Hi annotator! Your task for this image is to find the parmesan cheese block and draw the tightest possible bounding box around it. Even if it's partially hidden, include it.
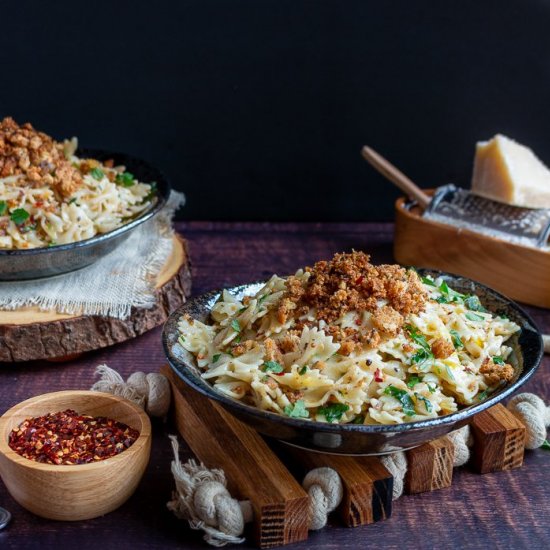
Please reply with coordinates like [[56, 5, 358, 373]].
[[471, 134, 550, 209]]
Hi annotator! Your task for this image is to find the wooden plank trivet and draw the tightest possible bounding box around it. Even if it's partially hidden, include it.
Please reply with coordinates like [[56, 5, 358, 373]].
[[0, 235, 191, 362], [164, 362, 530, 547], [405, 438, 455, 494], [162, 365, 310, 549], [283, 447, 393, 527], [470, 403, 526, 474]]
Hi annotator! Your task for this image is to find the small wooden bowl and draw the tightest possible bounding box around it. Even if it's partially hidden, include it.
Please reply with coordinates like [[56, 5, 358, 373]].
[[0, 390, 151, 521]]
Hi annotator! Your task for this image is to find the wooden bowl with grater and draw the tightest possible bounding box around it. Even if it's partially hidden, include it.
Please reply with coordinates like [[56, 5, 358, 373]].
[[362, 146, 550, 309]]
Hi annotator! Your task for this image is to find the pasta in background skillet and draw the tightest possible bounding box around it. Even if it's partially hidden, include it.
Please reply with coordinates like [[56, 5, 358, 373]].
[[177, 252, 520, 426], [0, 117, 155, 249]]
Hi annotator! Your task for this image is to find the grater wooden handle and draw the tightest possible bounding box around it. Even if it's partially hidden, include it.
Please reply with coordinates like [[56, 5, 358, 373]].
[[361, 146, 431, 209]]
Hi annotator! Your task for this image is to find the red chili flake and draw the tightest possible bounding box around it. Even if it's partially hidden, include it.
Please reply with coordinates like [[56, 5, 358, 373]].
[[355, 317, 362, 326], [8, 409, 139, 465], [355, 275, 364, 285], [374, 368, 384, 382]]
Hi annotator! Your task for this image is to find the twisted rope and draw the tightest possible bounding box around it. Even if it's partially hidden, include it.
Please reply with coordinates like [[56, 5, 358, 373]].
[[167, 435, 344, 545], [507, 393, 550, 449], [90, 364, 171, 417], [302, 467, 344, 530], [380, 451, 408, 500], [167, 436, 249, 547]]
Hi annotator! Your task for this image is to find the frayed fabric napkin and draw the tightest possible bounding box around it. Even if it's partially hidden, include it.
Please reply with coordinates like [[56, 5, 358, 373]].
[[0, 191, 185, 320]]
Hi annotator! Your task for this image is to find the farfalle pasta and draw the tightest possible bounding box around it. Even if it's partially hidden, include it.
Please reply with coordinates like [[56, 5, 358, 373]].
[[0, 117, 155, 249], [177, 252, 520, 425]]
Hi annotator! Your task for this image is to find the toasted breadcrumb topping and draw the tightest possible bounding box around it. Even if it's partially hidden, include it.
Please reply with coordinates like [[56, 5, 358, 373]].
[[0, 117, 82, 197], [279, 251, 426, 325], [480, 357, 514, 385], [275, 251, 426, 353], [431, 338, 455, 359]]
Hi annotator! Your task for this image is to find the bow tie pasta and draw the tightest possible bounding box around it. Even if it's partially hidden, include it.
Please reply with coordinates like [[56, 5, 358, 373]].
[[0, 117, 155, 249], [177, 252, 520, 425]]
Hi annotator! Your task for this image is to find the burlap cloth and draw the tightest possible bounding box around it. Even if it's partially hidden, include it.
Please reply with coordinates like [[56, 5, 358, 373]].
[[0, 191, 185, 320]]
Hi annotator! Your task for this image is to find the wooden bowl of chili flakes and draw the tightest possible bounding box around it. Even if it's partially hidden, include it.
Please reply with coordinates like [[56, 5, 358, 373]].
[[0, 390, 151, 520]]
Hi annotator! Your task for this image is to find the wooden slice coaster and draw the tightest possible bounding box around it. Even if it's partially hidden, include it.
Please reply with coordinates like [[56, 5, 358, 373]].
[[0, 235, 191, 362]]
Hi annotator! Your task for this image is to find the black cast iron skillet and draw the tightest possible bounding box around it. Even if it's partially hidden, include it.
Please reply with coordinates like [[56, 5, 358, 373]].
[[163, 270, 543, 455]]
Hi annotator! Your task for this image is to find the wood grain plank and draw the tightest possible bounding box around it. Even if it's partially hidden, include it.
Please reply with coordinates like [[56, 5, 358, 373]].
[[470, 404, 526, 474], [405, 438, 454, 494], [162, 365, 309, 548]]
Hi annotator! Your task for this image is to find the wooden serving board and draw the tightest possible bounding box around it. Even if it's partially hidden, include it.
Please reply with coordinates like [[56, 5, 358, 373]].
[[0, 235, 192, 362], [394, 196, 550, 308]]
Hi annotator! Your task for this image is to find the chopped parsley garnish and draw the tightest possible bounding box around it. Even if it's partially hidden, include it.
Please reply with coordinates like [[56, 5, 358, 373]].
[[411, 348, 433, 367], [318, 403, 350, 423], [230, 319, 241, 332], [10, 208, 30, 225], [405, 325, 430, 350], [284, 399, 309, 418], [90, 167, 104, 181], [439, 281, 467, 303], [492, 356, 505, 365], [115, 171, 135, 187], [258, 294, 270, 305], [465, 312, 485, 322], [68, 197, 78, 205], [351, 415, 365, 424], [477, 389, 490, 401], [427, 384, 436, 394], [450, 329, 464, 350], [262, 361, 284, 373], [212, 354, 221, 363], [233, 335, 242, 344], [464, 295, 487, 312], [0, 201, 7, 215], [541, 440, 550, 450], [299, 365, 308, 375], [421, 276, 436, 286], [415, 393, 433, 413], [384, 385, 415, 416], [407, 376, 421, 388], [48, 241, 57, 247], [237, 306, 247, 314], [405, 324, 434, 368]]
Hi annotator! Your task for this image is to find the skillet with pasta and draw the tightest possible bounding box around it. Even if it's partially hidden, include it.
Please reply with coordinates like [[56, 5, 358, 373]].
[[0, 117, 155, 249], [177, 252, 520, 425]]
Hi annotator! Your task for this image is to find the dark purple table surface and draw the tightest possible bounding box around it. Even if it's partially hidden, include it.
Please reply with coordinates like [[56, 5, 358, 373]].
[[0, 222, 548, 549]]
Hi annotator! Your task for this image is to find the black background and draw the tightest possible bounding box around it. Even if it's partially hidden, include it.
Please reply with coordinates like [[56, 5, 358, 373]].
[[2, 1, 549, 221]]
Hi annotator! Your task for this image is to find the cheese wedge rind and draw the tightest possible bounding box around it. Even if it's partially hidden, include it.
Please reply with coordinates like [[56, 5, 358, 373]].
[[471, 134, 550, 209]]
